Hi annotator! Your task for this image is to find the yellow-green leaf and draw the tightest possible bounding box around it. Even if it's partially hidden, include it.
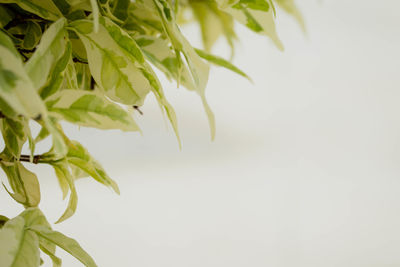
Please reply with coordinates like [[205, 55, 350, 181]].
[[29, 225, 97, 267], [46, 89, 139, 131], [0, 216, 40, 267]]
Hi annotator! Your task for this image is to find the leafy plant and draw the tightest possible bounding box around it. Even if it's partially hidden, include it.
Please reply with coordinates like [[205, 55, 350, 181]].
[[0, 0, 303, 266]]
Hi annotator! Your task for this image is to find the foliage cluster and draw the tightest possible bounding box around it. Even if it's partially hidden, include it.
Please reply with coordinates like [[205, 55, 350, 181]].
[[0, 0, 303, 266]]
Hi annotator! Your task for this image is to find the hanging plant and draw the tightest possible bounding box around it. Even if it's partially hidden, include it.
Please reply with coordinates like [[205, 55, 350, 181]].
[[0, 0, 303, 266]]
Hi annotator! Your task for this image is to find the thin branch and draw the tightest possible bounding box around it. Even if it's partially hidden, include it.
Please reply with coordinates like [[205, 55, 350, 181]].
[[133, 106, 144, 115], [18, 155, 41, 164], [0, 155, 45, 164]]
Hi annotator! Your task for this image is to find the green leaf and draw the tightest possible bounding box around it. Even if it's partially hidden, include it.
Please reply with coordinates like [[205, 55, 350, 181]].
[[22, 21, 42, 50], [0, 31, 46, 119], [45, 89, 139, 131], [25, 18, 67, 90], [137, 36, 196, 90], [195, 48, 251, 81], [218, 0, 284, 50], [0, 117, 31, 158], [29, 225, 97, 267], [19, 208, 61, 267], [151, 0, 216, 139], [100, 17, 180, 144], [0, 0, 63, 21], [38, 118, 69, 159], [70, 18, 152, 106], [51, 161, 78, 223], [19, 208, 52, 229], [0, 216, 40, 267], [0, 157, 41, 207], [66, 140, 120, 194], [189, 1, 236, 53], [112, 0, 131, 21], [40, 41, 73, 99], [40, 244, 62, 267]]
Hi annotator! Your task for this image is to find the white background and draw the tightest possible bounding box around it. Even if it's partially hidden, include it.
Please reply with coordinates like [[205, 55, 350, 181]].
[[2, 0, 400, 266]]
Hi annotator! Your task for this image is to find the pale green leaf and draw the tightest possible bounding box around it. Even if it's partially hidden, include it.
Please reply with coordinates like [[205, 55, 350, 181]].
[[0, 31, 46, 119], [0, 156, 41, 207], [51, 161, 78, 224], [218, 0, 284, 50], [40, 244, 62, 267], [0, 216, 40, 267], [19, 208, 61, 267], [67, 140, 120, 194], [151, 0, 216, 139], [0, 117, 31, 158], [29, 225, 97, 267], [101, 17, 180, 143], [25, 18, 67, 90], [137, 36, 196, 90], [40, 41, 73, 99], [19, 208, 52, 229], [70, 18, 152, 106], [189, 1, 236, 53], [40, 118, 69, 159], [195, 48, 251, 81], [46, 89, 139, 131]]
